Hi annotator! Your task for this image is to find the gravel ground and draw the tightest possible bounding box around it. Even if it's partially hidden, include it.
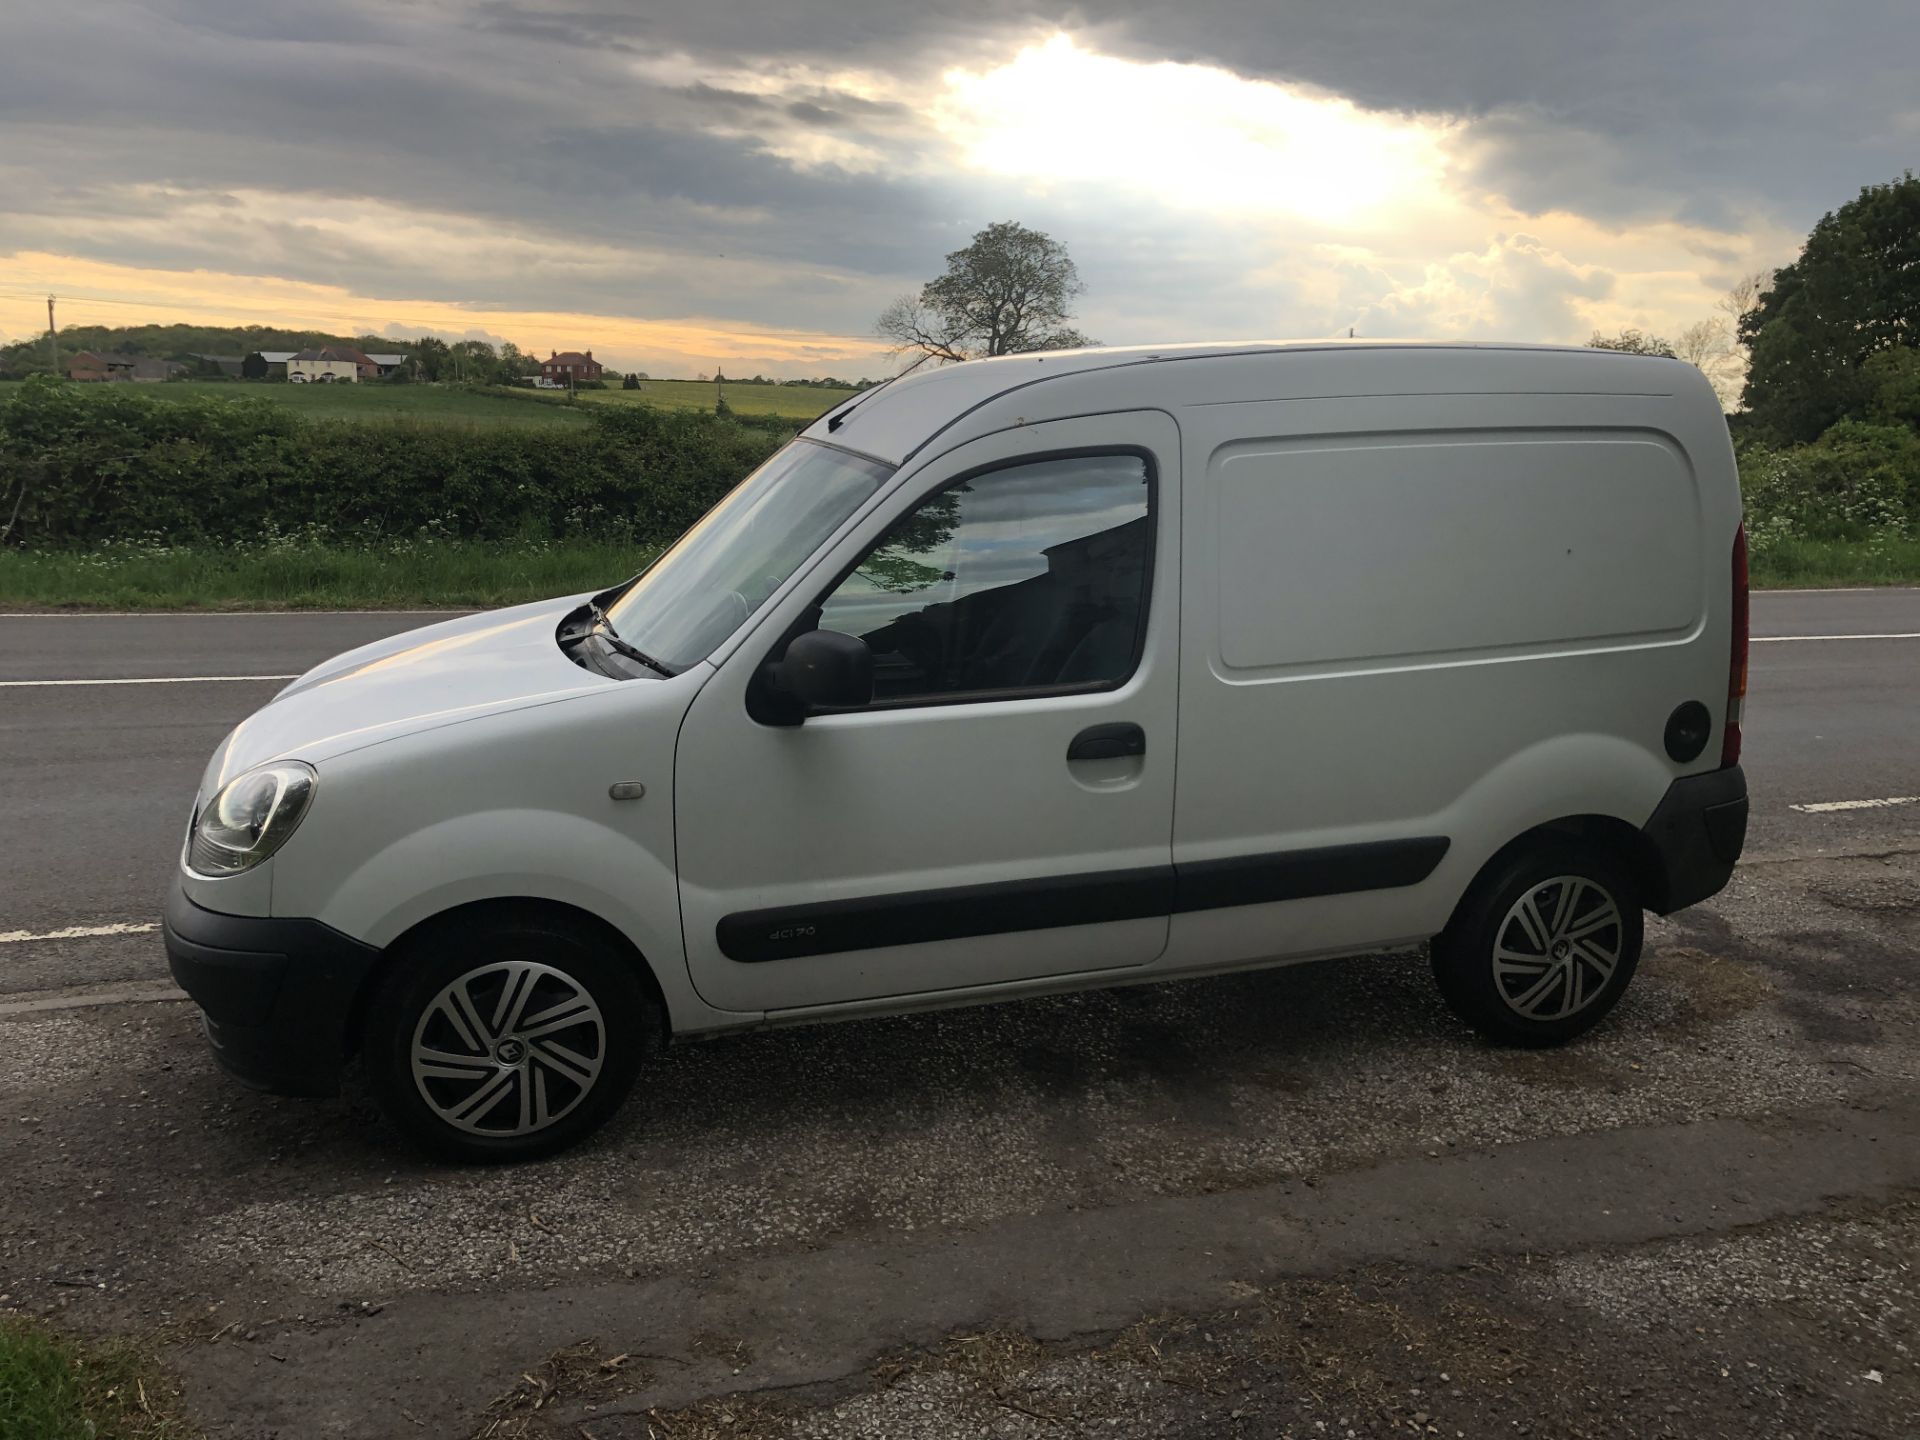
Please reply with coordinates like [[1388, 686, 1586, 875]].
[[623, 1201, 1918, 1440], [2, 846, 1915, 1438]]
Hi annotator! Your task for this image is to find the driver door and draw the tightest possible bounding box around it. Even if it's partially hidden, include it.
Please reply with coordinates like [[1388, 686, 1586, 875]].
[[674, 412, 1181, 1014]]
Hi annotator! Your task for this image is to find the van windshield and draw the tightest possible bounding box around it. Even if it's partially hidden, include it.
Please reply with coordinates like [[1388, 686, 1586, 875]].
[[602, 438, 895, 671]]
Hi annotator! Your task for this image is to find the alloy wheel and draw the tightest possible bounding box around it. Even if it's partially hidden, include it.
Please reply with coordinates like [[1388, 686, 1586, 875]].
[[1491, 875, 1625, 1022], [408, 961, 607, 1136]]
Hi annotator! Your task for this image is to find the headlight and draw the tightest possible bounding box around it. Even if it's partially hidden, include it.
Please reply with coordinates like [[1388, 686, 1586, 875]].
[[187, 761, 317, 876]]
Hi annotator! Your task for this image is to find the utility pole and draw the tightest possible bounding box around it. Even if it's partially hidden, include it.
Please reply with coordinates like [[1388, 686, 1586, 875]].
[[47, 295, 59, 376]]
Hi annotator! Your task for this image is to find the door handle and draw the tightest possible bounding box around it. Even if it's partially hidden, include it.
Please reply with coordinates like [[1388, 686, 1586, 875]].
[[1068, 722, 1146, 762]]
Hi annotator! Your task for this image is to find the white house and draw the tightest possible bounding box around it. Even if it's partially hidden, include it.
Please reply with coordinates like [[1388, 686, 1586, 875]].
[[288, 349, 361, 384]]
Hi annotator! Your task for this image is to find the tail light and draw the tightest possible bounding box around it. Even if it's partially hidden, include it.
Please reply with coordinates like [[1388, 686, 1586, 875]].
[[1722, 523, 1748, 767]]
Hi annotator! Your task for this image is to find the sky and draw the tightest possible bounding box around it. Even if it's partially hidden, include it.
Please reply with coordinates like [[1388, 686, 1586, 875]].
[[2, 0, 1913, 379]]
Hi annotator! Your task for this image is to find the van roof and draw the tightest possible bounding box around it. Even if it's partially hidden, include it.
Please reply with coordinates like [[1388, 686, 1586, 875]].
[[802, 340, 1688, 466]]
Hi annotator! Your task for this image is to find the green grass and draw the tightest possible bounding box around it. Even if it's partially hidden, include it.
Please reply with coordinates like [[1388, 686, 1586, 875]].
[[2, 536, 1914, 612], [56, 378, 855, 429], [67, 380, 589, 430], [1748, 535, 1920, 588], [0, 539, 656, 610], [578, 379, 857, 420], [0, 1316, 195, 1439]]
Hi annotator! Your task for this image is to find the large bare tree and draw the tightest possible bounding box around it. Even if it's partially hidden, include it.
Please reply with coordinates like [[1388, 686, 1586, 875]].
[[878, 221, 1096, 363]]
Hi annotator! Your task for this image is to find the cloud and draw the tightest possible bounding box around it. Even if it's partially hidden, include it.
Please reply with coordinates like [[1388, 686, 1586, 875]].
[[0, 0, 1908, 374], [1343, 233, 1615, 339]]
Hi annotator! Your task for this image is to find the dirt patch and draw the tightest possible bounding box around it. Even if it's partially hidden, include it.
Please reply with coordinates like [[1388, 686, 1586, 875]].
[[599, 1197, 1920, 1439], [1647, 945, 1776, 1028], [472, 1339, 653, 1439]]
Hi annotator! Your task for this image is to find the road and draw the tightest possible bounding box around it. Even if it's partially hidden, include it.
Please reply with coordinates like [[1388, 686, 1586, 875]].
[[1, 591, 1913, 951], [1, 592, 1916, 1439]]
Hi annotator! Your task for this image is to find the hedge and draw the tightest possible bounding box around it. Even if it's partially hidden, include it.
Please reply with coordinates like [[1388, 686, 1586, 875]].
[[0, 377, 789, 547], [1736, 419, 1920, 558]]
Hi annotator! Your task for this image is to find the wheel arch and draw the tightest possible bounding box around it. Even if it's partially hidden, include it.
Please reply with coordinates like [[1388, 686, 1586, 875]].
[[344, 896, 673, 1059], [1444, 812, 1669, 936]]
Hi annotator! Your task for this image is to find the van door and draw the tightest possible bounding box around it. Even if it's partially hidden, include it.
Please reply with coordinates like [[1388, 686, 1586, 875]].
[[674, 412, 1181, 1014]]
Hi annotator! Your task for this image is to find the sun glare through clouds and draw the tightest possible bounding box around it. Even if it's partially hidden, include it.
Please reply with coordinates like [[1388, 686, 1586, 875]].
[[936, 35, 1455, 226]]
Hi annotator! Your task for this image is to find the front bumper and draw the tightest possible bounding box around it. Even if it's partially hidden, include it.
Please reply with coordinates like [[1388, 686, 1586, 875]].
[[164, 880, 380, 1097], [1641, 763, 1749, 914]]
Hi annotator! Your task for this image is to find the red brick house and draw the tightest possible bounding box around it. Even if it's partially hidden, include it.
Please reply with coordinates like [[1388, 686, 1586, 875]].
[[541, 349, 603, 383]]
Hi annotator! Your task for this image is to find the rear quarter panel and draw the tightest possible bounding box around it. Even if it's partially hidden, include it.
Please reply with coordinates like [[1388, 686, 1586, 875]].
[[1163, 359, 1738, 969]]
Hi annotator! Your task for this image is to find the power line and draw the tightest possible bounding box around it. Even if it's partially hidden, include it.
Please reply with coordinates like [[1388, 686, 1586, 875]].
[[0, 288, 169, 309]]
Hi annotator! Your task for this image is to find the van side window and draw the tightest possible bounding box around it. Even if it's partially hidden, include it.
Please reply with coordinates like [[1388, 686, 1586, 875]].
[[817, 453, 1152, 703]]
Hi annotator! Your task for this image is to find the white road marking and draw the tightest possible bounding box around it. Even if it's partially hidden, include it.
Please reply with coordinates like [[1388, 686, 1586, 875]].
[[1753, 633, 1920, 642], [0, 983, 188, 1017], [0, 921, 160, 944], [0, 674, 298, 688], [1789, 796, 1920, 814]]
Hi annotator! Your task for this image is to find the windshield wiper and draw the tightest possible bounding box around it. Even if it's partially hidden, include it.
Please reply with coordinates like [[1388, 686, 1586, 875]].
[[585, 601, 676, 678]]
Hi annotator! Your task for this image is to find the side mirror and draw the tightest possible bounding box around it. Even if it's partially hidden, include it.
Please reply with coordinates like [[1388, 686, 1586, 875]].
[[759, 629, 873, 723]]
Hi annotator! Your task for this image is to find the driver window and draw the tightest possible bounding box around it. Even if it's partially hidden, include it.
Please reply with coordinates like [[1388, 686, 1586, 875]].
[[817, 453, 1152, 703]]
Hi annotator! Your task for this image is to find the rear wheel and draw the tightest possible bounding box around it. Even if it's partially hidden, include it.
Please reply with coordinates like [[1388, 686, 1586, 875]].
[[1431, 842, 1643, 1047], [363, 913, 656, 1161]]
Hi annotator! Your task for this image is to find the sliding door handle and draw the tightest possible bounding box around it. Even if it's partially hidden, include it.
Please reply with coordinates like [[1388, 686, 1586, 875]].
[[1068, 722, 1146, 762]]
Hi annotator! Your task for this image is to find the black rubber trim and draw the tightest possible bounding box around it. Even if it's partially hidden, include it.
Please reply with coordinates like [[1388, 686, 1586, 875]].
[[717, 836, 1450, 963], [1640, 763, 1748, 914], [718, 866, 1176, 964], [164, 879, 381, 1097], [1174, 837, 1451, 913]]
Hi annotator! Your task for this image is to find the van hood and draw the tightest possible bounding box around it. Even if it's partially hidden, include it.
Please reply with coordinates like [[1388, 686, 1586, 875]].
[[201, 594, 614, 795]]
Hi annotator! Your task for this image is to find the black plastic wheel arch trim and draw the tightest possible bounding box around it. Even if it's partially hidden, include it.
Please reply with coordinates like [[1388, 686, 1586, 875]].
[[716, 836, 1450, 963]]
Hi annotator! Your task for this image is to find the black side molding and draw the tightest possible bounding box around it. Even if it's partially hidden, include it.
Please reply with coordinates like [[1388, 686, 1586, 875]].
[[717, 836, 1450, 964], [1175, 837, 1451, 913], [717, 866, 1176, 964]]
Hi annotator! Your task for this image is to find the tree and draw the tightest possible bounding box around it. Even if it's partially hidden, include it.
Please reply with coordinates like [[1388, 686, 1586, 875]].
[[622, 372, 640, 391], [1672, 318, 1739, 406], [1587, 328, 1676, 357], [1741, 173, 1920, 443], [877, 221, 1096, 363], [499, 341, 538, 381]]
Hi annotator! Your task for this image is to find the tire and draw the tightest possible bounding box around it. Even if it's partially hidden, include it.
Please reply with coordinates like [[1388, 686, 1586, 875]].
[[1431, 841, 1644, 1048], [363, 912, 657, 1162]]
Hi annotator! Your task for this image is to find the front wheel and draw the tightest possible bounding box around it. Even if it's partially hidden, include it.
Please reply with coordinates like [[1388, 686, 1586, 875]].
[[363, 914, 656, 1161], [1431, 842, 1643, 1048]]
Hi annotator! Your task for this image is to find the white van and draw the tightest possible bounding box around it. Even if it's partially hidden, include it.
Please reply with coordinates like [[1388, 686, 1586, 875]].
[[165, 342, 1750, 1160]]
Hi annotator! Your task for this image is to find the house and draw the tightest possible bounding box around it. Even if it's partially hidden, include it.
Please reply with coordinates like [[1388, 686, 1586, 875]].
[[243, 351, 298, 380], [68, 350, 137, 382], [67, 351, 184, 382], [288, 346, 377, 383], [366, 352, 409, 377], [541, 349, 603, 384]]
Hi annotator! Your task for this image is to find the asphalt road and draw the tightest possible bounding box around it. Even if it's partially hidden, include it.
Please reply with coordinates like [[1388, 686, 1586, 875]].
[[1, 593, 1916, 1439], [0, 591, 1914, 949]]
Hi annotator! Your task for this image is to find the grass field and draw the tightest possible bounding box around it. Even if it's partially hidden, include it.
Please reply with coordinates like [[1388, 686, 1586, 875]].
[[3, 536, 1915, 610], [1749, 534, 1920, 588], [577, 379, 856, 420], [64, 379, 588, 429], [53, 377, 856, 428]]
